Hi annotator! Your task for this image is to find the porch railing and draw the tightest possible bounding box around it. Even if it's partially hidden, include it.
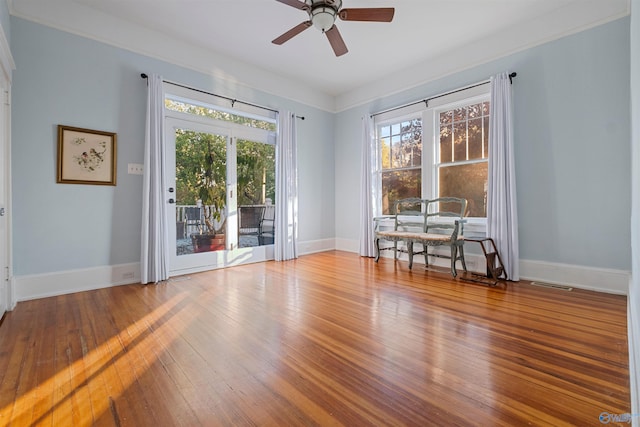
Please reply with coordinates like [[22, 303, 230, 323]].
[[175, 204, 274, 243]]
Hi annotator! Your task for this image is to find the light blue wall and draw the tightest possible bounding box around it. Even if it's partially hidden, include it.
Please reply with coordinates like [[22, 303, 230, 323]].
[[9, 14, 632, 276], [336, 17, 631, 271], [10, 17, 335, 276]]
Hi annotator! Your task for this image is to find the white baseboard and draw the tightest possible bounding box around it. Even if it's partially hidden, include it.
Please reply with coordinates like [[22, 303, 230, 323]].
[[335, 238, 358, 253], [297, 238, 336, 255], [629, 279, 640, 426], [13, 238, 337, 302], [338, 238, 629, 294], [15, 263, 140, 302], [9, 276, 16, 310], [520, 259, 629, 295]]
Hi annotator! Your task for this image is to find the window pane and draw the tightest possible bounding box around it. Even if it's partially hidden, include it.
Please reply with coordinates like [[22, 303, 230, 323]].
[[468, 102, 483, 119], [409, 119, 422, 167], [483, 116, 490, 158], [453, 121, 466, 162], [440, 110, 453, 125], [438, 162, 488, 217], [381, 138, 391, 169], [468, 117, 483, 160], [411, 130, 422, 167], [174, 129, 227, 254], [381, 169, 421, 215], [440, 124, 452, 163], [165, 99, 276, 131], [237, 139, 276, 247], [400, 132, 413, 168], [453, 107, 467, 121], [379, 125, 390, 139], [236, 140, 275, 206], [398, 133, 422, 168], [391, 135, 402, 168]]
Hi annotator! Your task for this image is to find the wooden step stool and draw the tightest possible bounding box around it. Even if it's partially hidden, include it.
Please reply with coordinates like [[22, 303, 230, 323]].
[[463, 237, 508, 286]]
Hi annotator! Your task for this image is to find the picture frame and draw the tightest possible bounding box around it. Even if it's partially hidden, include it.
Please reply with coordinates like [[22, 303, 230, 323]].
[[57, 125, 117, 186]]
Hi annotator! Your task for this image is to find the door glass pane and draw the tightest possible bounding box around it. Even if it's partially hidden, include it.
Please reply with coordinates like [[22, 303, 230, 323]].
[[174, 128, 227, 255], [237, 139, 276, 247]]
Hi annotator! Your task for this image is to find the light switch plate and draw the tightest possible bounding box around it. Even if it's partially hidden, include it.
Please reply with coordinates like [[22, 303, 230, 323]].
[[128, 163, 143, 175]]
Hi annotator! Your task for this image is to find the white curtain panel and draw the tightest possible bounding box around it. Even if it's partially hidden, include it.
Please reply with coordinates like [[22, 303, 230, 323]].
[[141, 74, 170, 284], [274, 111, 298, 261], [359, 115, 376, 257], [487, 72, 519, 281]]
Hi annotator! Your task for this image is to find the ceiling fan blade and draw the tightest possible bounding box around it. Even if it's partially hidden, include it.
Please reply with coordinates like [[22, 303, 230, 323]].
[[272, 21, 312, 45], [325, 25, 348, 57], [275, 0, 310, 11], [338, 8, 395, 22]]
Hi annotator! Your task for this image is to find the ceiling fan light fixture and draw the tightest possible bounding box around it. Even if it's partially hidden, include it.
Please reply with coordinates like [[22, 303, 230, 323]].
[[310, 6, 336, 32], [273, 0, 393, 57]]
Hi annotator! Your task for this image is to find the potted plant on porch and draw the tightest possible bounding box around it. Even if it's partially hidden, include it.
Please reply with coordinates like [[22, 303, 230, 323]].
[[190, 138, 227, 253]]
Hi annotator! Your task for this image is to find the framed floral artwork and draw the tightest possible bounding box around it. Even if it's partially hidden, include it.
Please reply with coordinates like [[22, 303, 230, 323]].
[[57, 125, 117, 185]]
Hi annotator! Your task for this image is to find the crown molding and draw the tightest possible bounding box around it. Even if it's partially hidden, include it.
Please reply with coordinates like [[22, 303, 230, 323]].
[[8, 0, 336, 112], [8, 0, 630, 114], [334, 0, 630, 112]]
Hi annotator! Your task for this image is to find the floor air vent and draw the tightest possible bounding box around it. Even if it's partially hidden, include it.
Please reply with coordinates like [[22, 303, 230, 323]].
[[529, 281, 573, 291], [169, 276, 191, 282]]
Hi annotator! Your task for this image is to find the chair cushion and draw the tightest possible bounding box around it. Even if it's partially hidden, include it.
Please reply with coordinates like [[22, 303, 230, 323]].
[[377, 230, 463, 242]]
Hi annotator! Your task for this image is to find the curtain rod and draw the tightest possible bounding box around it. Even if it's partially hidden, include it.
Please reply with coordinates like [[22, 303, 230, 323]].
[[140, 73, 305, 120], [371, 72, 516, 118]]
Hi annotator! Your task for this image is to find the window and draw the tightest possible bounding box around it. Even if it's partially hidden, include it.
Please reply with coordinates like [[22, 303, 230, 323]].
[[436, 100, 489, 217], [374, 85, 490, 222], [377, 116, 422, 215]]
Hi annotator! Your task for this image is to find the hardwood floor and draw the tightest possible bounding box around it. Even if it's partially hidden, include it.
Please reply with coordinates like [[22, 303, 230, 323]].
[[0, 251, 630, 426]]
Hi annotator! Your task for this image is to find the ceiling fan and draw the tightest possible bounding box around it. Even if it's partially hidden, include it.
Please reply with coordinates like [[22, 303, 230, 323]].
[[272, 0, 395, 57]]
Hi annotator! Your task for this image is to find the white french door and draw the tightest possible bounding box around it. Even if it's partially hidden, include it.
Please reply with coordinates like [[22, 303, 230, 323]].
[[165, 117, 273, 275]]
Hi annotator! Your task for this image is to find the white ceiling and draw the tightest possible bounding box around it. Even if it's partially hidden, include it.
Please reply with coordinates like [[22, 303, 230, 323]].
[[9, 0, 631, 111]]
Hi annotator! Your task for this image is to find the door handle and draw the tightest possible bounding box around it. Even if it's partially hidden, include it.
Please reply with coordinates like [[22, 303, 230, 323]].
[[168, 198, 175, 204]]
